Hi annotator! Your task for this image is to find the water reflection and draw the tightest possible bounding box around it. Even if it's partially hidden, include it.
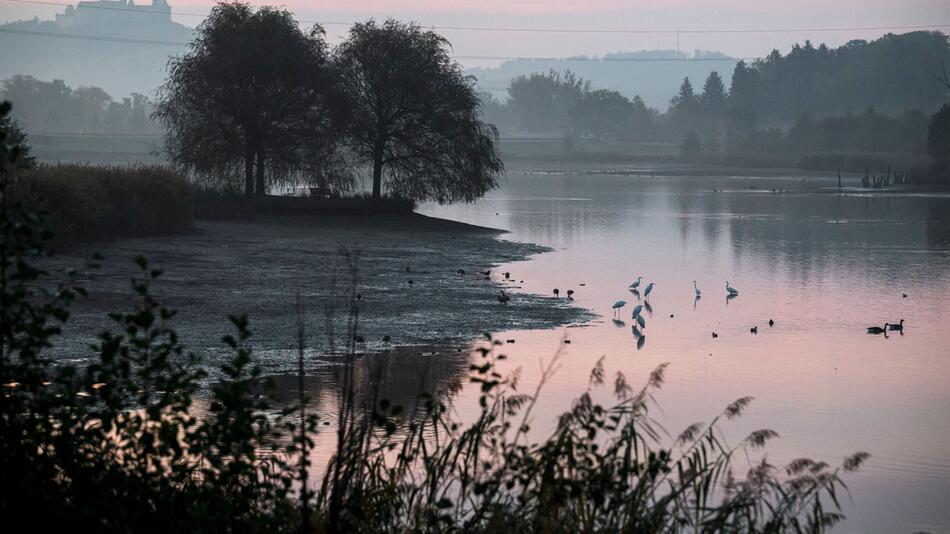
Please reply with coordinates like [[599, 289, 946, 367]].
[[419, 169, 950, 532], [266, 346, 470, 431]]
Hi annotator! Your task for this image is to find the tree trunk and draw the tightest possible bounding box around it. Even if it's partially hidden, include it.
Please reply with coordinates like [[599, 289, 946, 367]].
[[244, 149, 254, 197], [372, 151, 383, 200], [255, 151, 266, 196]]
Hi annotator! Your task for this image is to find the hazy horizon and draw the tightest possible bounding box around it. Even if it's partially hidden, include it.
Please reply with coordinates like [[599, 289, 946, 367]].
[[2, 0, 949, 70]]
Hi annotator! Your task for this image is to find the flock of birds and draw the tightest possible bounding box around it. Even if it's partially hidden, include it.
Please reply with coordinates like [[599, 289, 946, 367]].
[[488, 269, 906, 343], [607, 277, 765, 345]]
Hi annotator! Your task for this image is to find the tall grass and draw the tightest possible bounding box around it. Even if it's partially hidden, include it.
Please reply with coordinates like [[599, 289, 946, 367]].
[[318, 330, 868, 532], [11, 164, 193, 245]]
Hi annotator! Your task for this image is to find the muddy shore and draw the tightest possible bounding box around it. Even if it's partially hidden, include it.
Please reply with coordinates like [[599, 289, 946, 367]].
[[49, 213, 591, 373]]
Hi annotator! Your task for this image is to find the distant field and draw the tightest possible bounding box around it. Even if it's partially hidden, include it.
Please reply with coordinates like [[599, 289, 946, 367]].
[[27, 132, 163, 165], [501, 137, 679, 162]]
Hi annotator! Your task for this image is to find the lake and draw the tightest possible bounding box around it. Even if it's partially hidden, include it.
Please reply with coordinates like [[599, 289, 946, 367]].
[[418, 165, 950, 533]]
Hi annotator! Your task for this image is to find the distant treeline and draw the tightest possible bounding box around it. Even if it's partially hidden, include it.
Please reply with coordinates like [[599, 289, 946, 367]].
[[485, 32, 949, 160], [730, 32, 950, 123], [485, 69, 933, 158], [0, 75, 161, 134]]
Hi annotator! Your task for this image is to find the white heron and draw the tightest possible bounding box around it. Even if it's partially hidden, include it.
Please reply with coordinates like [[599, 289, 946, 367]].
[[725, 281, 739, 296], [631, 304, 643, 318], [612, 300, 627, 317], [643, 282, 655, 298], [629, 277, 643, 290], [693, 280, 701, 297]]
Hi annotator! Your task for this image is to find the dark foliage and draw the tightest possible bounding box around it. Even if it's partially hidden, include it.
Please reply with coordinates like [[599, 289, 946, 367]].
[[9, 164, 193, 246], [334, 19, 504, 202], [155, 2, 335, 196]]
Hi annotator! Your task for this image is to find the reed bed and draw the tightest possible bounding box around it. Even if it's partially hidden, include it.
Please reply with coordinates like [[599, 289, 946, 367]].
[[10, 164, 193, 245]]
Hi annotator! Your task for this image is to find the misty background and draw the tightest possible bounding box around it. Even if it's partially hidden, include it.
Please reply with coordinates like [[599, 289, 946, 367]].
[[1, 0, 949, 177]]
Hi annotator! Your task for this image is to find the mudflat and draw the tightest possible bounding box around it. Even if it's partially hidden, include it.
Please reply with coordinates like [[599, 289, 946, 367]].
[[49, 213, 590, 373]]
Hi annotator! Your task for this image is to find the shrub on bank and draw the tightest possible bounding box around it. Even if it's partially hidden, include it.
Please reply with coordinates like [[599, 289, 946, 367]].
[[11, 164, 193, 245]]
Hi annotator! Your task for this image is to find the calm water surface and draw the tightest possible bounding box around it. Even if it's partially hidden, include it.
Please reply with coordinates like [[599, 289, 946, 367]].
[[418, 168, 950, 533]]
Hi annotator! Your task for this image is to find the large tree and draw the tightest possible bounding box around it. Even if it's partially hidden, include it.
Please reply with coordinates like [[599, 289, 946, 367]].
[[334, 20, 503, 202], [929, 103, 950, 160], [570, 89, 656, 141], [507, 70, 588, 134], [700, 71, 728, 112], [155, 2, 333, 195]]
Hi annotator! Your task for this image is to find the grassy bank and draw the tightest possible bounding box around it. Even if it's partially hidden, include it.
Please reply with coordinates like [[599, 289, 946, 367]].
[[9, 164, 419, 247], [12, 164, 193, 246], [194, 190, 416, 219]]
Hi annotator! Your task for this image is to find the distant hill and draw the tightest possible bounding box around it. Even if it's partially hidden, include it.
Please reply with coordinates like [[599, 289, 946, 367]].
[[468, 50, 737, 111], [0, 0, 192, 98]]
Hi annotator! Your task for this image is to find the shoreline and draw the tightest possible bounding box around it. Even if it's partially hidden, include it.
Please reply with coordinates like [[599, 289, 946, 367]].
[[48, 212, 593, 373]]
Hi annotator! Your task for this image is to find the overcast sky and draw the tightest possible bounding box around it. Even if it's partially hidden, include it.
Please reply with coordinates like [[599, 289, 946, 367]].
[[2, 0, 949, 67]]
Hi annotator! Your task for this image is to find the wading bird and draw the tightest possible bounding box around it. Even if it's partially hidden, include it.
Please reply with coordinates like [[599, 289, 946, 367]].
[[612, 300, 626, 317], [750, 326, 758, 334], [693, 280, 701, 297], [629, 277, 643, 290], [567, 289, 574, 298], [726, 281, 739, 296], [631, 304, 643, 318], [553, 288, 560, 298], [769, 319, 774, 327], [644, 282, 655, 298]]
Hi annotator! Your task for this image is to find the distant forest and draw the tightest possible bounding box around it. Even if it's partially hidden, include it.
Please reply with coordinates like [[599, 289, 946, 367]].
[[481, 31, 949, 166], [729, 31, 950, 123], [0, 75, 160, 134]]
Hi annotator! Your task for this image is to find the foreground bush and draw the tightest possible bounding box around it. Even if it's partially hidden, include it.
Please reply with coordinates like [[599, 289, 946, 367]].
[[2, 107, 868, 532], [11, 164, 193, 245]]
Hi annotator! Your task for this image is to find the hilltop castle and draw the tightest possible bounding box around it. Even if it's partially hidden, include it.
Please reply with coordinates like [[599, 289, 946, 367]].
[[55, 0, 172, 28]]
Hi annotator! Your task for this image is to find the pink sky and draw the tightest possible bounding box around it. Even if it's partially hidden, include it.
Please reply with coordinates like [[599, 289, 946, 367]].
[[2, 0, 949, 66]]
